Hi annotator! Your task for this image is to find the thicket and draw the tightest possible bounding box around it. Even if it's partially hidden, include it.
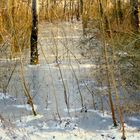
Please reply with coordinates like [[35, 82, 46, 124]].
[[0, 1, 140, 139]]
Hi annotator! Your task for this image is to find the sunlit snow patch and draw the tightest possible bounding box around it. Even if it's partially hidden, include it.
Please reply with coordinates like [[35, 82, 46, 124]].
[[13, 104, 37, 111], [117, 51, 128, 57], [27, 64, 41, 68], [16, 114, 43, 127], [41, 117, 78, 131], [0, 57, 20, 62], [88, 109, 112, 118], [64, 108, 82, 113], [0, 92, 16, 101], [64, 108, 111, 118], [128, 117, 140, 122], [0, 127, 28, 140]]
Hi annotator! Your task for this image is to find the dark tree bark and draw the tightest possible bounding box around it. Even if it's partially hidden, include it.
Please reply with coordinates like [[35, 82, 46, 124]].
[[80, 0, 83, 14], [130, 0, 139, 33], [63, 0, 66, 14], [117, 0, 123, 24], [76, 0, 80, 21], [30, 0, 39, 64], [113, 0, 123, 24], [98, 0, 109, 31]]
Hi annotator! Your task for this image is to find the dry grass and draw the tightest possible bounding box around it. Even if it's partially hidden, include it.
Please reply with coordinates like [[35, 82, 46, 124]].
[[0, 0, 31, 58]]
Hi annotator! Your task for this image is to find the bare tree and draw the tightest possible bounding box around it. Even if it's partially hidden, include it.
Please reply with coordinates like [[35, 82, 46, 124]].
[[117, 0, 123, 24], [130, 0, 139, 32], [80, 0, 83, 14], [30, 0, 39, 64]]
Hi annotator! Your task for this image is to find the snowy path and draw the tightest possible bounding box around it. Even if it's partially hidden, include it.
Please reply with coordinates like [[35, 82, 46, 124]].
[[0, 21, 140, 140]]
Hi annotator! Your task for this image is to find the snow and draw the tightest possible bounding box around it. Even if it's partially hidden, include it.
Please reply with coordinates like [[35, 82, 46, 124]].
[[0, 111, 140, 140], [117, 51, 128, 57], [16, 115, 43, 126], [0, 22, 140, 140], [1, 85, 139, 139], [128, 117, 140, 122], [0, 92, 16, 101], [13, 104, 38, 111]]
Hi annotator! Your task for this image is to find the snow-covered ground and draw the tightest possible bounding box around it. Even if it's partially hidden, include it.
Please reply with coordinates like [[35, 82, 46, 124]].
[[0, 104, 140, 140], [0, 21, 140, 140]]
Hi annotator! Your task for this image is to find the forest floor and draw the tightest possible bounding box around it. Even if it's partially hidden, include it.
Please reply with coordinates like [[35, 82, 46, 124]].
[[0, 21, 140, 140]]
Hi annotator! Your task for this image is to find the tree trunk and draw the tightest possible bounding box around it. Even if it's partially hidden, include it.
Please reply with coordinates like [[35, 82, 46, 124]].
[[130, 0, 139, 33], [80, 0, 83, 14], [76, 0, 80, 21], [104, 50, 118, 127], [63, 0, 66, 16], [98, 0, 109, 31], [113, 0, 123, 24], [117, 0, 123, 24], [30, 0, 39, 65]]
